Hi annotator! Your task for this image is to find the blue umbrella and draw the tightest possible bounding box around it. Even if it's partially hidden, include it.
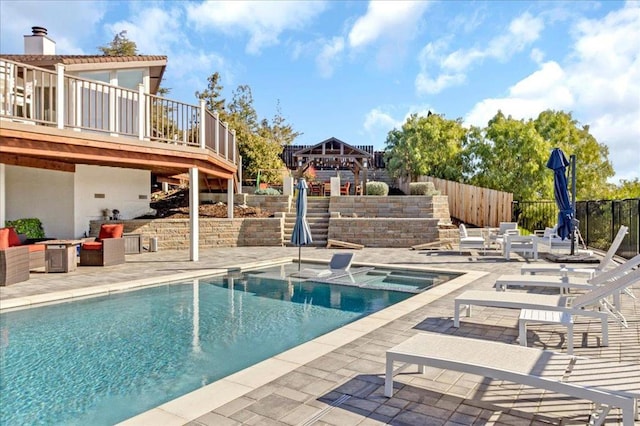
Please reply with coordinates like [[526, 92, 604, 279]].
[[291, 178, 313, 270], [546, 148, 573, 240]]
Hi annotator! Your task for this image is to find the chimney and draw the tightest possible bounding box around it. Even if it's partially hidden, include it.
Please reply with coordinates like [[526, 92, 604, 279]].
[[24, 26, 56, 55]]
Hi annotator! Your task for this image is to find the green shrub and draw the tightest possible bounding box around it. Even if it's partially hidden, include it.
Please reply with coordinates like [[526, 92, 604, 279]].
[[366, 181, 389, 196], [254, 187, 281, 195], [409, 182, 441, 196], [5, 218, 45, 238]]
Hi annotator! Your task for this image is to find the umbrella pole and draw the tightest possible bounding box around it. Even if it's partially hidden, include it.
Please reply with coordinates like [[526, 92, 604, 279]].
[[298, 245, 301, 271], [570, 154, 576, 255]]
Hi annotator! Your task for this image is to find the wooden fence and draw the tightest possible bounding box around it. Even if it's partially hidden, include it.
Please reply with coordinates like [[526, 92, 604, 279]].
[[416, 177, 513, 227]]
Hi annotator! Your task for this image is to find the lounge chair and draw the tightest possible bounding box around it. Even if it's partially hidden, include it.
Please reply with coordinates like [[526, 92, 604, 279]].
[[458, 224, 485, 253], [292, 253, 353, 278], [521, 225, 629, 278], [454, 268, 640, 333], [79, 223, 126, 266], [496, 253, 640, 294], [384, 333, 640, 425]]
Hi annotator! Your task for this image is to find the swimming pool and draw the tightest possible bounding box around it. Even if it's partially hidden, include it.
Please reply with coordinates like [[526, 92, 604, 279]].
[[0, 263, 459, 424]]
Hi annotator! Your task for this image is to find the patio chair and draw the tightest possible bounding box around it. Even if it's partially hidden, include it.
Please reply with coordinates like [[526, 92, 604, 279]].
[[0, 228, 30, 286], [458, 224, 485, 253], [323, 181, 331, 196], [496, 253, 640, 295], [292, 253, 354, 278], [340, 181, 350, 195], [0, 226, 45, 271], [521, 225, 629, 278], [489, 222, 519, 247], [454, 268, 640, 333], [79, 223, 125, 266], [534, 225, 573, 252], [384, 333, 640, 425], [309, 182, 322, 196]]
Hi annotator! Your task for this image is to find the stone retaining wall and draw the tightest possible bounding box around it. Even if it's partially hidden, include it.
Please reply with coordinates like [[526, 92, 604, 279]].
[[89, 195, 453, 250], [329, 195, 450, 222], [328, 218, 441, 248], [89, 218, 283, 250]]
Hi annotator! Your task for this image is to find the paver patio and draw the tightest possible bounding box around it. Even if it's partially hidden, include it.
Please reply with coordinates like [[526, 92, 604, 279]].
[[1, 245, 638, 425]]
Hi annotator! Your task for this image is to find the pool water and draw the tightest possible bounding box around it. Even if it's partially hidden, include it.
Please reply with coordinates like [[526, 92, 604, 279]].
[[0, 267, 426, 425]]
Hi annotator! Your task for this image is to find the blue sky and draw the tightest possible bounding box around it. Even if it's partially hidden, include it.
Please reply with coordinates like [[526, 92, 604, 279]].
[[1, 0, 638, 183]]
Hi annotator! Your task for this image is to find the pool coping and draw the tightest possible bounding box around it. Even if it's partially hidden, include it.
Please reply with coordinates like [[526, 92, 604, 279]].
[[0, 257, 486, 425]]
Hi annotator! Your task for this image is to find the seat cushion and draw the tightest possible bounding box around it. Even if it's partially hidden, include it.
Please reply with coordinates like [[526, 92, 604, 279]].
[[0, 228, 10, 249], [98, 224, 124, 240], [82, 241, 103, 251], [6, 227, 22, 247]]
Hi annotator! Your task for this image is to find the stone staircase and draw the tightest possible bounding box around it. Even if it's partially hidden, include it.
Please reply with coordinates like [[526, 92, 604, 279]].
[[283, 197, 330, 246]]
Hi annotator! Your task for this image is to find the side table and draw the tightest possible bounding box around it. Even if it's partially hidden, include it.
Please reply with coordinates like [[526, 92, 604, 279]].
[[36, 239, 83, 273]]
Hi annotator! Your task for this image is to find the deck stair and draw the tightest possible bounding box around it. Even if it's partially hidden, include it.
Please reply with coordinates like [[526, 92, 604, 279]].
[[283, 197, 330, 247]]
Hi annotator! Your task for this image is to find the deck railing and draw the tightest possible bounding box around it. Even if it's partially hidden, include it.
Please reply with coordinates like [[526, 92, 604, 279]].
[[0, 58, 236, 165]]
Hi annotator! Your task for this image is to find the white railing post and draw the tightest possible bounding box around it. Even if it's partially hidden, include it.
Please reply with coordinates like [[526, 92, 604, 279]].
[[199, 99, 206, 149], [237, 155, 243, 194], [138, 84, 145, 140], [213, 111, 220, 154], [231, 129, 236, 164], [55, 63, 65, 129], [189, 167, 199, 261], [224, 121, 229, 160]]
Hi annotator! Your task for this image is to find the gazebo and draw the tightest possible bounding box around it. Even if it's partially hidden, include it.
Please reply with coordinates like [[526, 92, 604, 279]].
[[293, 137, 373, 195]]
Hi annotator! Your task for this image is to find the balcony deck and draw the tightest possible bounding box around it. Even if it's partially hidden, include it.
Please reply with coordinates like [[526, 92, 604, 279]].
[[0, 58, 237, 185]]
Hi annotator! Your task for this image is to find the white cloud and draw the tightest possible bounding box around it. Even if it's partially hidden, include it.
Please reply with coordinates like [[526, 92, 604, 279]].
[[0, 0, 107, 54], [103, 4, 185, 55], [530, 47, 545, 64], [363, 108, 400, 134], [185, 1, 327, 54], [348, 0, 430, 48], [416, 12, 544, 95], [464, 4, 640, 182], [316, 37, 345, 78]]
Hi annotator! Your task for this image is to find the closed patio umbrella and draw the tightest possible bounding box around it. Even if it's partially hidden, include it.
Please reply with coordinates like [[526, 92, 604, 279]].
[[546, 148, 573, 241], [291, 178, 313, 270]]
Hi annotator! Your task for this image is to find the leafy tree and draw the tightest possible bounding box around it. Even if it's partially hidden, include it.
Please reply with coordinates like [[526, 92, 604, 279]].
[[98, 30, 137, 56], [533, 110, 614, 200], [195, 72, 227, 117], [383, 113, 465, 182], [608, 178, 640, 199], [464, 111, 550, 200], [259, 100, 302, 146]]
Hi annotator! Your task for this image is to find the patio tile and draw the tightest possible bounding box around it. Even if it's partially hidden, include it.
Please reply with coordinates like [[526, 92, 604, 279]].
[[2, 246, 638, 426]]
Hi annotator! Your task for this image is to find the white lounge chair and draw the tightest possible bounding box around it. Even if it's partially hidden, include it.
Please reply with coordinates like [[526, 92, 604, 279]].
[[521, 225, 629, 278], [497, 253, 640, 294], [458, 224, 485, 253], [384, 333, 640, 425], [292, 253, 354, 278], [454, 268, 640, 334]]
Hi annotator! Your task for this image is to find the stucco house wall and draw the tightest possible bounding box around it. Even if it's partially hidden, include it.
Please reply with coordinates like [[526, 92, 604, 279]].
[[3, 164, 150, 239], [4, 165, 75, 238], [74, 165, 151, 237]]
